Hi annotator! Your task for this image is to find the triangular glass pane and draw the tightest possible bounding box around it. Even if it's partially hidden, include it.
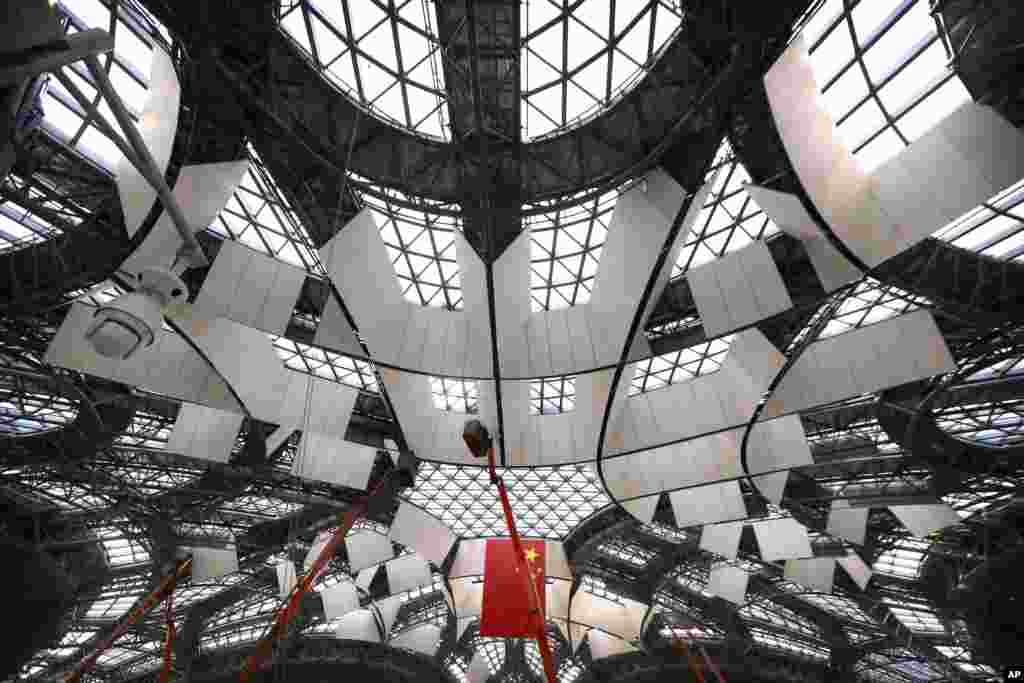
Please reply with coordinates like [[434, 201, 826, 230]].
[[566, 17, 606, 72], [372, 81, 407, 125], [406, 83, 442, 129], [575, 0, 613, 38], [530, 24, 565, 78], [524, 47, 561, 93], [650, 4, 680, 55], [362, 20, 399, 73], [346, 0, 388, 40], [616, 9, 652, 67], [565, 80, 596, 123], [325, 53, 359, 94], [524, 0, 562, 35], [614, 2, 643, 36], [530, 84, 563, 128], [572, 51, 608, 103], [397, 22, 431, 74], [310, 14, 346, 64], [281, 8, 314, 56], [309, 0, 347, 30], [609, 50, 637, 94]]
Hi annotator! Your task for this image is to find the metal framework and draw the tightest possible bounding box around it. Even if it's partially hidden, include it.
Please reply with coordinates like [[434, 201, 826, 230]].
[[1, 1, 1023, 683]]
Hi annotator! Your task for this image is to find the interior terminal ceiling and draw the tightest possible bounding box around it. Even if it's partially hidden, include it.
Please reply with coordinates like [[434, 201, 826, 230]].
[[2, 1, 1024, 683]]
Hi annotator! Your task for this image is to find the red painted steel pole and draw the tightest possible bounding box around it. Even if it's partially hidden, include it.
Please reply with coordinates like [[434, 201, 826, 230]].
[[239, 475, 393, 683], [65, 558, 192, 683], [485, 448, 558, 683]]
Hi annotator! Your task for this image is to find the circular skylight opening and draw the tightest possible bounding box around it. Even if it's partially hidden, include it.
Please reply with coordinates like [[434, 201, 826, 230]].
[[278, 0, 684, 142], [521, 0, 684, 140]]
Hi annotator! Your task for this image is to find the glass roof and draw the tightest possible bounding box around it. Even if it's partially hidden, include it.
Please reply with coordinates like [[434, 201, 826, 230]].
[[630, 336, 733, 395], [355, 176, 463, 309], [803, 0, 971, 173], [279, 0, 450, 140], [531, 377, 576, 415], [42, 0, 169, 172], [933, 179, 1024, 262], [279, 0, 683, 141], [404, 462, 608, 538], [525, 187, 615, 312], [671, 140, 781, 278], [521, 0, 683, 140], [208, 146, 321, 271]]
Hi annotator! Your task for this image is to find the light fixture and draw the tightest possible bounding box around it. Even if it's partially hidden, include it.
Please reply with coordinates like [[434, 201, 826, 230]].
[[84, 267, 187, 360]]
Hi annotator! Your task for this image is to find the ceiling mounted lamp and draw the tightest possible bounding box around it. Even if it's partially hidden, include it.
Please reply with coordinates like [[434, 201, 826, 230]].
[[84, 267, 187, 360]]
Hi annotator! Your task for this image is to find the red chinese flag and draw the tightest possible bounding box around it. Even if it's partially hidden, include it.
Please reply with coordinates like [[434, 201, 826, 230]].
[[479, 539, 546, 638]]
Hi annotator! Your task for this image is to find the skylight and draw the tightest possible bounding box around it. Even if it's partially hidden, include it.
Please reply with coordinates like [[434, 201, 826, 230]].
[[630, 335, 733, 395], [521, 0, 684, 139], [273, 336, 379, 392], [934, 399, 1024, 449], [43, 0, 169, 172], [431, 377, 479, 414], [208, 146, 321, 271], [933, 179, 1024, 262], [524, 186, 615, 311], [530, 377, 575, 415], [817, 278, 929, 339], [279, 0, 682, 141], [405, 462, 608, 538], [671, 140, 780, 277], [803, 0, 972, 173], [278, 0, 449, 140], [352, 175, 463, 309]]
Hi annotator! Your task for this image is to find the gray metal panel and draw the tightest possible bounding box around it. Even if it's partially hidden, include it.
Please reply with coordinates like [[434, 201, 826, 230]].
[[175, 313, 290, 424], [827, 500, 869, 545], [783, 557, 836, 593], [189, 548, 238, 584], [717, 251, 760, 335], [120, 160, 249, 274], [837, 552, 873, 591], [263, 260, 305, 335], [670, 481, 746, 528], [397, 307, 430, 371], [699, 522, 744, 560], [346, 532, 395, 572], [566, 305, 597, 369], [527, 315, 552, 377], [890, 504, 961, 538], [168, 403, 243, 464], [293, 433, 376, 489], [335, 610, 380, 642], [385, 554, 433, 594], [117, 47, 181, 237], [313, 296, 363, 356], [745, 184, 821, 242], [631, 394, 663, 450], [686, 261, 727, 337], [419, 308, 449, 373], [746, 415, 812, 506], [321, 582, 360, 622], [622, 494, 660, 523], [707, 563, 749, 605], [546, 308, 574, 375], [740, 240, 792, 320], [195, 239, 249, 321], [389, 502, 456, 568], [752, 518, 812, 561]]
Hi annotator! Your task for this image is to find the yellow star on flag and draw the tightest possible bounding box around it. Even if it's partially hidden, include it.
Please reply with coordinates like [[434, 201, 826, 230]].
[[524, 548, 539, 564]]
